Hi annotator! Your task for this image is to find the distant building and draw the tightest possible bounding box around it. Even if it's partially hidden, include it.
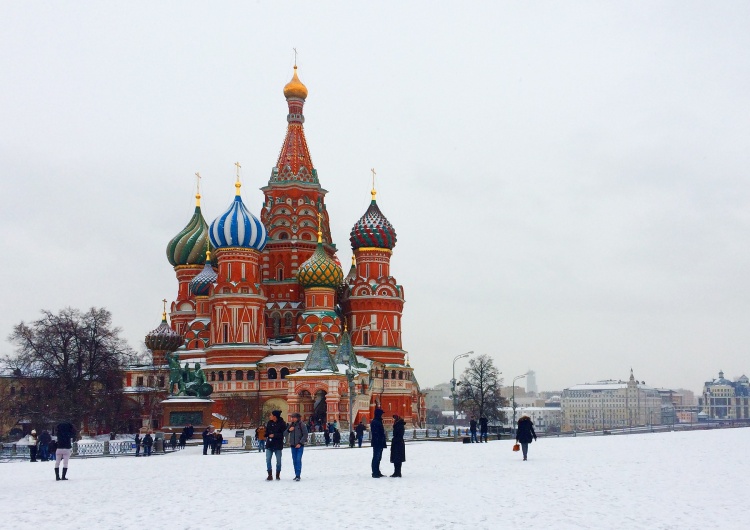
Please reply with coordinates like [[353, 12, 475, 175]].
[[500, 406, 561, 433], [699, 371, 750, 421], [561, 370, 662, 431], [526, 370, 538, 396]]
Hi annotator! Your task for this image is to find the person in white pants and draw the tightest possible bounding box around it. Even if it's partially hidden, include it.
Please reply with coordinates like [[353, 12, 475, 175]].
[[55, 421, 76, 481]]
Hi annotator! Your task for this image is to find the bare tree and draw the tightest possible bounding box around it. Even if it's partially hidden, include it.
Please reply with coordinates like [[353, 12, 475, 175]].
[[4, 307, 135, 431], [457, 354, 507, 422], [224, 393, 261, 428]]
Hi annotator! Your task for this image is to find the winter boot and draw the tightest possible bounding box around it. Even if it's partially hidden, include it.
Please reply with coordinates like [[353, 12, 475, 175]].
[[276, 470, 281, 480], [266, 470, 273, 481], [61, 468, 68, 480], [55, 468, 60, 481]]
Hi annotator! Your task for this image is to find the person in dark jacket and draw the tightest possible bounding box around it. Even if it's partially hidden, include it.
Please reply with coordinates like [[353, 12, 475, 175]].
[[332, 429, 341, 447], [179, 431, 187, 449], [370, 408, 387, 478], [170, 432, 177, 451], [202, 428, 210, 455], [349, 431, 356, 448], [39, 429, 52, 461], [479, 416, 489, 443], [214, 431, 223, 454], [515, 415, 537, 461], [55, 421, 76, 481], [284, 412, 308, 481], [355, 421, 366, 448], [142, 432, 154, 456], [390, 415, 406, 477], [134, 433, 141, 457], [265, 410, 287, 480], [324, 429, 331, 447], [469, 417, 478, 443]]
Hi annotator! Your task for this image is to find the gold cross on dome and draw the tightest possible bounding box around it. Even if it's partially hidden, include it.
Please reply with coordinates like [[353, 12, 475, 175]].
[[293, 47, 298, 67], [370, 168, 377, 200], [162, 299, 168, 319], [234, 161, 241, 181]]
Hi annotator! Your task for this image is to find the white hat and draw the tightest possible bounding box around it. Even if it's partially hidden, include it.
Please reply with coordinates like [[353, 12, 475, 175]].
[[31, 429, 36, 434]]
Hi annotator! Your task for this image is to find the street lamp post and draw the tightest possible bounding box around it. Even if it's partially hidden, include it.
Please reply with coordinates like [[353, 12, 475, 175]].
[[451, 351, 474, 442], [512, 373, 527, 437]]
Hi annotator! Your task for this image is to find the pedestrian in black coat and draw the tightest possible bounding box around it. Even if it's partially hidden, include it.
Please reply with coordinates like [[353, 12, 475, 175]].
[[370, 408, 387, 478], [479, 416, 489, 443], [142, 432, 154, 456], [214, 431, 223, 454], [202, 428, 210, 455], [349, 431, 356, 448], [135, 433, 141, 457], [515, 415, 537, 461], [332, 429, 341, 447], [264, 410, 287, 480], [390, 415, 406, 477], [355, 421, 366, 448], [324, 429, 331, 447], [170, 432, 177, 451]]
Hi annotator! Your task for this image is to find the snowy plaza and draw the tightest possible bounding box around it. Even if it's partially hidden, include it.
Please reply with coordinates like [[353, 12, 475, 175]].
[[2, 427, 747, 529]]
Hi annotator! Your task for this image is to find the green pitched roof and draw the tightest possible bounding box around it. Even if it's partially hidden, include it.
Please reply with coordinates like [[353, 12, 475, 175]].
[[333, 331, 361, 367], [303, 333, 338, 372]]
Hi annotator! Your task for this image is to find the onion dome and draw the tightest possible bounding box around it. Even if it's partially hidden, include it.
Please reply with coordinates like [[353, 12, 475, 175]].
[[283, 65, 308, 100], [145, 314, 184, 352], [298, 239, 344, 289], [189, 250, 218, 296], [350, 191, 397, 250], [209, 182, 268, 251], [166, 196, 211, 266]]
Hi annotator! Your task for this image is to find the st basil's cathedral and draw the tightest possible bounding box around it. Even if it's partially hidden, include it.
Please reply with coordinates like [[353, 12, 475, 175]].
[[126, 65, 425, 432]]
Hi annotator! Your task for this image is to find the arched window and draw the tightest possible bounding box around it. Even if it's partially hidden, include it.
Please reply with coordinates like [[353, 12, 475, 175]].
[[272, 314, 281, 336], [398, 371, 403, 380], [284, 313, 293, 328], [236, 370, 244, 381], [226, 371, 232, 381], [391, 370, 396, 380], [248, 370, 256, 381], [384, 371, 389, 380], [279, 232, 289, 240], [277, 267, 284, 281], [280, 367, 290, 379], [210, 372, 216, 382], [9, 386, 15, 396], [218, 371, 225, 381], [268, 368, 277, 380]]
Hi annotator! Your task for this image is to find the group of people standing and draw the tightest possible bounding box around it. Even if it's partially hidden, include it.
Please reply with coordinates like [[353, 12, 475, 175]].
[[201, 426, 224, 455], [134, 432, 154, 456], [469, 416, 490, 443]]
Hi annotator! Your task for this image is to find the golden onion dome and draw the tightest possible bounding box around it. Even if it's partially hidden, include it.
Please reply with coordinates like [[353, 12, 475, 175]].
[[283, 66, 308, 100]]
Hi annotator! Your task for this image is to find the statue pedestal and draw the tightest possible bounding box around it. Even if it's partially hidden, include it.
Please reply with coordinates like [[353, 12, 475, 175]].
[[161, 397, 214, 435]]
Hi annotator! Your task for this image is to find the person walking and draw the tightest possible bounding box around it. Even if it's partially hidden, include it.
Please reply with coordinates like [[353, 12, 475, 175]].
[[134, 433, 141, 457], [355, 421, 366, 448], [38, 429, 51, 461], [142, 432, 153, 456], [515, 415, 537, 461], [265, 410, 286, 480], [54, 420, 76, 481], [469, 417, 478, 443], [390, 414, 406, 477], [255, 425, 267, 453], [202, 427, 210, 455], [179, 430, 187, 449], [170, 432, 177, 451], [28, 430, 39, 462], [332, 429, 341, 447], [370, 408, 387, 478], [285, 412, 308, 481], [349, 431, 356, 448], [479, 416, 489, 443], [214, 431, 223, 454], [324, 429, 331, 447]]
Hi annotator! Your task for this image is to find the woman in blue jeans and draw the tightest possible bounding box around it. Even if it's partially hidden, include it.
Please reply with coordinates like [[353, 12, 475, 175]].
[[285, 412, 309, 481], [265, 410, 287, 480]]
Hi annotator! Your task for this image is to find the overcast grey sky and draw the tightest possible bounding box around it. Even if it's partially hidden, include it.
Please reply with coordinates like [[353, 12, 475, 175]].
[[2, 2, 749, 393]]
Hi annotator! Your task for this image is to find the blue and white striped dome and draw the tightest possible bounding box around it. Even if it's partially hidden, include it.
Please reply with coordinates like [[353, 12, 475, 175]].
[[209, 195, 268, 251]]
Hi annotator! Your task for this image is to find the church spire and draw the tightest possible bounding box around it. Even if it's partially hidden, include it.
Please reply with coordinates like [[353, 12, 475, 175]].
[[272, 65, 316, 184]]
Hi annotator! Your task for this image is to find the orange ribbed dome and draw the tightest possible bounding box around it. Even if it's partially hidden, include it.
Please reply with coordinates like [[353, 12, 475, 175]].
[[283, 66, 308, 99]]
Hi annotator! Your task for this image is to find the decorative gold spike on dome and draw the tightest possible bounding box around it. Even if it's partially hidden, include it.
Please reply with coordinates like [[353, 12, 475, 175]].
[[284, 65, 308, 100], [371, 167, 377, 201], [317, 210, 323, 243], [195, 172, 202, 206], [234, 161, 242, 195], [161, 299, 168, 321]]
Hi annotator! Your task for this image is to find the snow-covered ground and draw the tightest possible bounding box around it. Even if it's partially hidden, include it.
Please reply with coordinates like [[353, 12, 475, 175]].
[[2, 428, 747, 529]]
